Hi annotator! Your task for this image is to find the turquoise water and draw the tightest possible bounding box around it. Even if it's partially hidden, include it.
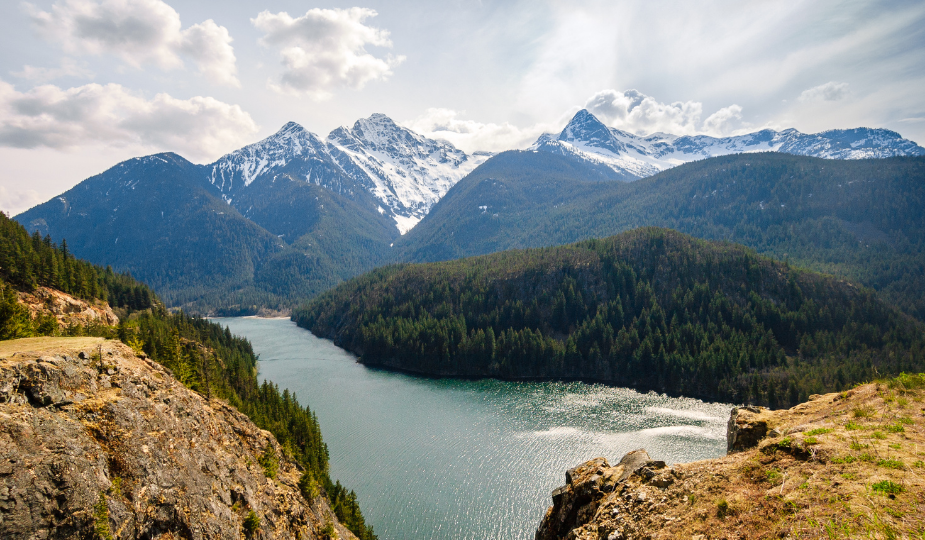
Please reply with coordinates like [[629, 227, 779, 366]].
[[215, 317, 732, 540]]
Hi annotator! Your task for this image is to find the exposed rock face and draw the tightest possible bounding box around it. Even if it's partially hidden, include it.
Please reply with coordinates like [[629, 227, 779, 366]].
[[726, 405, 775, 453], [17, 286, 119, 327], [0, 337, 355, 539], [535, 384, 925, 539]]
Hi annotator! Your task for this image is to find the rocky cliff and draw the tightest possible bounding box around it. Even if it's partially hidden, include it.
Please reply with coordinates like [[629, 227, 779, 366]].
[[17, 286, 119, 328], [0, 336, 356, 540], [536, 379, 925, 539]]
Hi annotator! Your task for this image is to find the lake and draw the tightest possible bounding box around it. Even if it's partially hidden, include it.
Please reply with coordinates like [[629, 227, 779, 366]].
[[214, 317, 732, 540]]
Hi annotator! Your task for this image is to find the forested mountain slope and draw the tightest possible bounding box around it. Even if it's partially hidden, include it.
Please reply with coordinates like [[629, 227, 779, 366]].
[[14, 151, 398, 314], [298, 228, 925, 408], [399, 152, 925, 319], [0, 212, 378, 539]]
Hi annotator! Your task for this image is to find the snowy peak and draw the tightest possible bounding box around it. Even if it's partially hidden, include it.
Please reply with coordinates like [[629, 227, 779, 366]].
[[208, 121, 328, 194], [205, 115, 488, 234], [531, 110, 925, 181], [559, 109, 625, 154], [325, 113, 489, 233]]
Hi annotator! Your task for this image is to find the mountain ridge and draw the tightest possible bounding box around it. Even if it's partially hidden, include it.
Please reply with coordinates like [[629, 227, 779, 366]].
[[531, 109, 925, 180]]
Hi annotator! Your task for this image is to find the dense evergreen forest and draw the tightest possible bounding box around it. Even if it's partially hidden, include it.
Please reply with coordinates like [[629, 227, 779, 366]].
[[297, 228, 925, 409], [398, 153, 925, 321], [0, 212, 376, 540]]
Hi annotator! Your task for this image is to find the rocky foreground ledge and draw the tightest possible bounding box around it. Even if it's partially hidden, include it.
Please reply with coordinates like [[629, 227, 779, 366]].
[[536, 381, 925, 539], [0, 337, 355, 539]]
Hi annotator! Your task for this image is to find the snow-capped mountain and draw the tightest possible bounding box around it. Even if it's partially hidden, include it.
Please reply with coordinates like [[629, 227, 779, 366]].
[[208, 114, 489, 233], [531, 109, 925, 181]]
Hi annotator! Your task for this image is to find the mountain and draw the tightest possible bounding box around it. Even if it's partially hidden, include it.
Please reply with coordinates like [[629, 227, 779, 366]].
[[210, 114, 489, 234], [398, 151, 925, 319], [297, 228, 925, 408], [15, 153, 286, 306], [531, 109, 925, 180], [15, 114, 489, 313]]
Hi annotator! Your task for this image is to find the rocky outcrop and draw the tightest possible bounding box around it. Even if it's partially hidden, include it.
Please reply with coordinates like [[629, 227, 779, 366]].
[[536, 383, 925, 539], [17, 286, 119, 327], [726, 405, 777, 453], [0, 337, 355, 539]]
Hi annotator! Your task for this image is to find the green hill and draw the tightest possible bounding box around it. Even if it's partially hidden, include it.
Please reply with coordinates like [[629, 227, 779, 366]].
[[298, 228, 925, 408], [398, 152, 925, 320]]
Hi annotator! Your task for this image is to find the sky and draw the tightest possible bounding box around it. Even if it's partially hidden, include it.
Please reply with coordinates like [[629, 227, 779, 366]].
[[1, 0, 924, 215]]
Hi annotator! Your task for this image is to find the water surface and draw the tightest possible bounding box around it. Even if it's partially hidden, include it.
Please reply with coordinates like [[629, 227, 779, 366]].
[[215, 317, 732, 540]]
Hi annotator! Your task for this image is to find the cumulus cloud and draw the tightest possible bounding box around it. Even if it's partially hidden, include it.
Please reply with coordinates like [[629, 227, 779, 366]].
[[585, 89, 702, 135], [798, 81, 850, 102], [702, 104, 744, 136], [404, 108, 553, 153], [252, 8, 404, 99], [0, 80, 258, 161], [585, 89, 744, 136], [27, 0, 238, 86], [12, 58, 94, 83]]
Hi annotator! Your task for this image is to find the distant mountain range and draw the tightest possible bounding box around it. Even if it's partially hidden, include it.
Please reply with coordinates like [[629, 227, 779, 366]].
[[14, 110, 925, 315], [530, 109, 925, 180]]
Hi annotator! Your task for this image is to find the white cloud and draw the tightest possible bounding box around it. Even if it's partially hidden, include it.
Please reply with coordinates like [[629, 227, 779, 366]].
[[585, 89, 746, 136], [702, 104, 744, 136], [11, 58, 94, 83], [27, 0, 238, 86], [798, 81, 850, 103], [404, 108, 555, 153], [0, 80, 258, 161], [585, 89, 703, 135], [252, 8, 404, 100]]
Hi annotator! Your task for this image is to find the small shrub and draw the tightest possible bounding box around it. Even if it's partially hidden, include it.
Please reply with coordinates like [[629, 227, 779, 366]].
[[765, 469, 783, 483], [871, 480, 903, 495], [872, 431, 887, 440], [897, 417, 914, 425], [888, 372, 925, 392], [888, 443, 901, 450], [853, 406, 874, 418], [94, 493, 113, 540], [804, 436, 819, 445], [886, 424, 904, 433], [299, 471, 321, 500], [258, 444, 278, 479], [716, 499, 731, 518], [859, 453, 876, 463], [845, 421, 862, 430], [877, 458, 904, 469], [805, 428, 832, 436], [832, 455, 857, 464], [850, 441, 869, 451], [320, 520, 339, 540], [243, 511, 260, 537], [913, 460, 924, 468]]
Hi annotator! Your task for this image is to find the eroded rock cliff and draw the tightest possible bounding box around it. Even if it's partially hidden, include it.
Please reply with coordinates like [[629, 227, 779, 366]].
[[0, 336, 355, 539], [17, 286, 119, 328]]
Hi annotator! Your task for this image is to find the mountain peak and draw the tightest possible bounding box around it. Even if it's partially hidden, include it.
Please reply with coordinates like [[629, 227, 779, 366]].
[[559, 109, 624, 154], [275, 121, 306, 136]]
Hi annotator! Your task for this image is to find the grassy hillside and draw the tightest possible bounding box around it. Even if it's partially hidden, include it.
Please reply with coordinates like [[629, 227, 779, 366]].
[[298, 228, 925, 408], [398, 152, 925, 320]]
